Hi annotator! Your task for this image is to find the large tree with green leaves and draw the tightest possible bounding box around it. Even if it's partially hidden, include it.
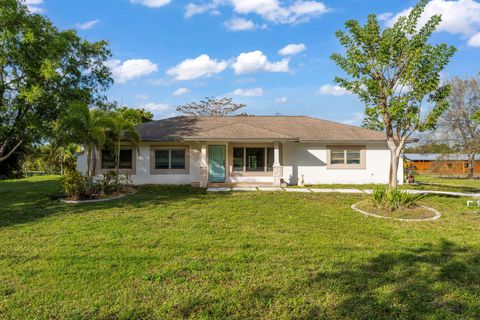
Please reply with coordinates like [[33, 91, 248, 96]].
[[0, 0, 111, 167], [331, 0, 456, 187]]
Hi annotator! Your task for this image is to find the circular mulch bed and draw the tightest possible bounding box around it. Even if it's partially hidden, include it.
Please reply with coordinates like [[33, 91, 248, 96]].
[[351, 200, 441, 222]]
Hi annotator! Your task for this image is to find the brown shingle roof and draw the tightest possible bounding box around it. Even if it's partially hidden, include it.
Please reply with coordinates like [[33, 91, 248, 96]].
[[135, 116, 386, 142]]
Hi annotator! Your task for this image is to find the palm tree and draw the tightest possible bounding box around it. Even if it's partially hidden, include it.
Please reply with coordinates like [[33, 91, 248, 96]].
[[109, 112, 140, 190], [60, 102, 114, 193]]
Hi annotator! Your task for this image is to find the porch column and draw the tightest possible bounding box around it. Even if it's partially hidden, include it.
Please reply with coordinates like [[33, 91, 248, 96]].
[[200, 143, 208, 188], [273, 142, 283, 186]]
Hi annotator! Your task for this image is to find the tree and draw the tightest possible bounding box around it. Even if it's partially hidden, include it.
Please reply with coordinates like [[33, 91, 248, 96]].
[[404, 143, 455, 154], [0, 0, 112, 167], [59, 102, 113, 193], [331, 0, 456, 187], [441, 76, 480, 178], [116, 106, 153, 125], [108, 111, 140, 190], [176, 97, 246, 116]]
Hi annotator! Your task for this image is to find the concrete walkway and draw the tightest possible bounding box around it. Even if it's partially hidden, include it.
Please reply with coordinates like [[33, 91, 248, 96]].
[[207, 187, 480, 198]]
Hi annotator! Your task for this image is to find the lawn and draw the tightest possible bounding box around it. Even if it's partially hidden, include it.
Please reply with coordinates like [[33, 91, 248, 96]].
[[303, 174, 480, 194], [0, 176, 479, 319]]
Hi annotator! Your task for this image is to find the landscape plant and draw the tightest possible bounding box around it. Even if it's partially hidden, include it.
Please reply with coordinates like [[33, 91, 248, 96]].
[[370, 186, 428, 211], [58, 102, 114, 194], [0, 0, 112, 166], [331, 0, 456, 187], [62, 169, 86, 200], [109, 112, 140, 191]]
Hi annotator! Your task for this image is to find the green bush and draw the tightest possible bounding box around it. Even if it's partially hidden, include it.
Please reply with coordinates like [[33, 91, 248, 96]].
[[62, 169, 86, 199], [371, 185, 387, 207], [98, 171, 116, 194], [370, 185, 427, 211]]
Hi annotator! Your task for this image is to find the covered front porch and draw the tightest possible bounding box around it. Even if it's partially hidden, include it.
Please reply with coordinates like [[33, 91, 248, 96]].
[[198, 141, 283, 188]]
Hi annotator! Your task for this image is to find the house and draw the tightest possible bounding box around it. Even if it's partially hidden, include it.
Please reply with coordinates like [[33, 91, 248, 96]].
[[76, 116, 403, 186], [405, 153, 480, 176]]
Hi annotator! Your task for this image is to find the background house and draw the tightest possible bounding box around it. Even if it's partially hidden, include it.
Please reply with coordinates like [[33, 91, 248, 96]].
[[404, 153, 480, 176]]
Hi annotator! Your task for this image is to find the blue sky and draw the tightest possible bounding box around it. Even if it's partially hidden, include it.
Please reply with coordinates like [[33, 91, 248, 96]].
[[28, 0, 480, 124]]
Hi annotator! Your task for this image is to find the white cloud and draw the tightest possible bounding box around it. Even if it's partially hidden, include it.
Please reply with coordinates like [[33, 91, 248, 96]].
[[172, 87, 191, 96], [135, 94, 149, 100], [275, 96, 288, 103], [75, 20, 100, 30], [468, 31, 480, 46], [185, 1, 222, 18], [224, 18, 256, 31], [167, 54, 228, 81], [233, 87, 264, 96], [107, 59, 158, 83], [185, 0, 329, 24], [24, 0, 45, 13], [382, 0, 480, 47], [230, 0, 329, 24], [130, 0, 171, 8], [142, 102, 171, 112], [318, 84, 351, 96], [278, 43, 306, 56], [232, 50, 289, 74], [341, 113, 365, 126]]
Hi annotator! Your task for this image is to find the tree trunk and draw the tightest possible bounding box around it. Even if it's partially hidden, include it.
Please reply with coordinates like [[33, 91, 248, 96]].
[[115, 138, 120, 191], [387, 138, 402, 188], [467, 153, 475, 179], [86, 143, 96, 194]]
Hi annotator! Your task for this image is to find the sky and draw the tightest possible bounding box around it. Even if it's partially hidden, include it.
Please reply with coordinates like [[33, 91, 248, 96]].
[[27, 0, 480, 124]]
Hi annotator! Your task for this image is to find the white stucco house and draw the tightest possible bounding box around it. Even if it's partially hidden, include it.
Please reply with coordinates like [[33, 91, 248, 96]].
[[76, 116, 403, 187]]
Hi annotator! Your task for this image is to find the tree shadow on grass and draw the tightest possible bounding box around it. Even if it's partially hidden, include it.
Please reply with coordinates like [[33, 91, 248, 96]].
[[302, 239, 480, 319], [0, 182, 233, 228]]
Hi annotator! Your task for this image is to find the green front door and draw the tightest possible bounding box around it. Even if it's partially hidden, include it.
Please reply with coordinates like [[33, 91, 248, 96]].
[[208, 145, 226, 182]]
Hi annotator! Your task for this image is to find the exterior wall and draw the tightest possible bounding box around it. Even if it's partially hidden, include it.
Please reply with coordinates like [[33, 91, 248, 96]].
[[282, 142, 403, 185], [75, 142, 201, 185], [76, 152, 88, 175], [75, 141, 400, 185], [132, 142, 201, 185], [406, 160, 480, 176]]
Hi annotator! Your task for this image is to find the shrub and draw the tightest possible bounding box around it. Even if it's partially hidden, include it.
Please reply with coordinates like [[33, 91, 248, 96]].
[[371, 185, 387, 207], [370, 185, 428, 211], [99, 171, 116, 195], [62, 169, 86, 199]]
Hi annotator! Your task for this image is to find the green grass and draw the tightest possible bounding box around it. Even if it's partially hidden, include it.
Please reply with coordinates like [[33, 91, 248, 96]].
[[1, 176, 480, 319], [303, 174, 480, 194]]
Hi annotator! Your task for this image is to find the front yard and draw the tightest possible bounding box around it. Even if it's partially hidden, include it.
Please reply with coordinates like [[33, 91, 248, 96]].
[[1, 176, 479, 319]]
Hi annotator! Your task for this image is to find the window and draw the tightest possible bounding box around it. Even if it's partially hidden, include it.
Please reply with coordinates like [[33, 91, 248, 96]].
[[154, 149, 186, 170], [327, 146, 365, 169], [102, 149, 133, 169], [232, 146, 276, 173], [154, 150, 169, 169], [151, 147, 189, 174], [346, 150, 361, 164], [246, 148, 265, 172], [330, 150, 345, 164], [233, 148, 244, 171], [171, 150, 186, 169]]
